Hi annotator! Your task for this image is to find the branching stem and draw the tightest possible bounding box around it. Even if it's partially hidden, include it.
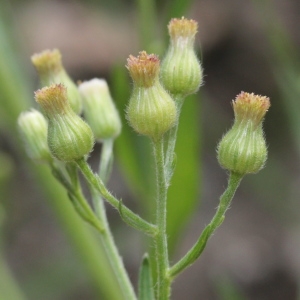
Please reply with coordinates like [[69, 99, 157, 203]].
[[169, 172, 243, 278]]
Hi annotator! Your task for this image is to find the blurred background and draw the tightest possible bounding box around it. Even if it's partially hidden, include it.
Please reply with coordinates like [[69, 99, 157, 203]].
[[1, 0, 300, 299]]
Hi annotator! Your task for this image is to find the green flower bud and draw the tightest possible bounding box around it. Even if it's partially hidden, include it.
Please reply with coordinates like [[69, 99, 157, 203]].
[[161, 17, 203, 97], [126, 51, 177, 142], [35, 84, 94, 162], [217, 92, 270, 175], [18, 109, 52, 163], [79, 78, 122, 141], [31, 49, 82, 114]]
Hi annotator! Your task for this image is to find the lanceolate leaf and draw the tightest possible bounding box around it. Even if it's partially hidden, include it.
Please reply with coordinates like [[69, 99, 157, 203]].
[[138, 254, 155, 300]]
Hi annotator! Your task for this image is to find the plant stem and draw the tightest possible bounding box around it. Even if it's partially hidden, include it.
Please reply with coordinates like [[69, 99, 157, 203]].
[[51, 163, 104, 232], [164, 96, 185, 185], [34, 164, 124, 299], [169, 172, 243, 278], [76, 158, 157, 235], [99, 139, 114, 183], [91, 189, 137, 300], [60, 153, 136, 299], [153, 138, 170, 299], [100, 226, 136, 300], [90, 140, 137, 300]]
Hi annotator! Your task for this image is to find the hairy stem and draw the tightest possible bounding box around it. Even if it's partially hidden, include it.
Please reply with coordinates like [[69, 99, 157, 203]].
[[76, 158, 157, 235], [153, 138, 170, 299], [99, 138, 114, 184], [169, 172, 243, 278], [164, 96, 184, 185]]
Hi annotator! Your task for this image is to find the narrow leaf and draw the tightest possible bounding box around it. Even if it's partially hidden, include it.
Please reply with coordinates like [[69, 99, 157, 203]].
[[138, 254, 155, 300]]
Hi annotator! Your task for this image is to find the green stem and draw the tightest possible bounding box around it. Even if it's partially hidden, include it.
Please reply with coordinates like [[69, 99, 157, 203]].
[[53, 160, 136, 299], [92, 140, 137, 300], [76, 158, 157, 235], [169, 172, 243, 278], [164, 96, 185, 185], [99, 139, 114, 183], [51, 163, 104, 232], [153, 138, 170, 299], [33, 164, 124, 299], [92, 189, 137, 300]]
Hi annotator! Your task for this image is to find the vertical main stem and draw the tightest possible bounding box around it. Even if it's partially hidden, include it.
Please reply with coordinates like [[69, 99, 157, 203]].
[[153, 138, 170, 299]]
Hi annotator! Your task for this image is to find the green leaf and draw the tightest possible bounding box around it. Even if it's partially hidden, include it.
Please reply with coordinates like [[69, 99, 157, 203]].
[[138, 254, 155, 300]]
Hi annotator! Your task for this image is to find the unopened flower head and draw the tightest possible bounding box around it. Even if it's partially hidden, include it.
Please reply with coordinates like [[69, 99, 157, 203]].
[[217, 92, 270, 175], [126, 51, 177, 141], [168, 17, 198, 46], [18, 109, 52, 163], [127, 51, 160, 87], [35, 84, 94, 162], [79, 78, 122, 141], [233, 92, 270, 127], [31, 49, 82, 114], [35, 83, 70, 117], [161, 17, 203, 97], [31, 49, 63, 76]]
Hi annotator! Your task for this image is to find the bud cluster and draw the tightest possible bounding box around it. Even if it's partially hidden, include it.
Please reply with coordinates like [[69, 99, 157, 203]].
[[20, 47, 125, 164]]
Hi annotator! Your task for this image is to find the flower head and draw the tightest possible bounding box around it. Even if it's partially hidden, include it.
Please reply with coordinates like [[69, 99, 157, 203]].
[[18, 109, 52, 163], [35, 84, 94, 162], [31, 49, 82, 114], [79, 78, 122, 141], [126, 51, 177, 141], [126, 51, 160, 87], [161, 17, 203, 96], [217, 92, 270, 175], [233, 92, 270, 127]]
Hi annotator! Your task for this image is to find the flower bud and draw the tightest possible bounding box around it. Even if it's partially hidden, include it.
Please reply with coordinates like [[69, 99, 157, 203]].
[[35, 84, 94, 162], [126, 51, 177, 141], [217, 92, 270, 175], [79, 78, 122, 141], [18, 109, 52, 163], [161, 17, 203, 97], [31, 49, 82, 114]]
